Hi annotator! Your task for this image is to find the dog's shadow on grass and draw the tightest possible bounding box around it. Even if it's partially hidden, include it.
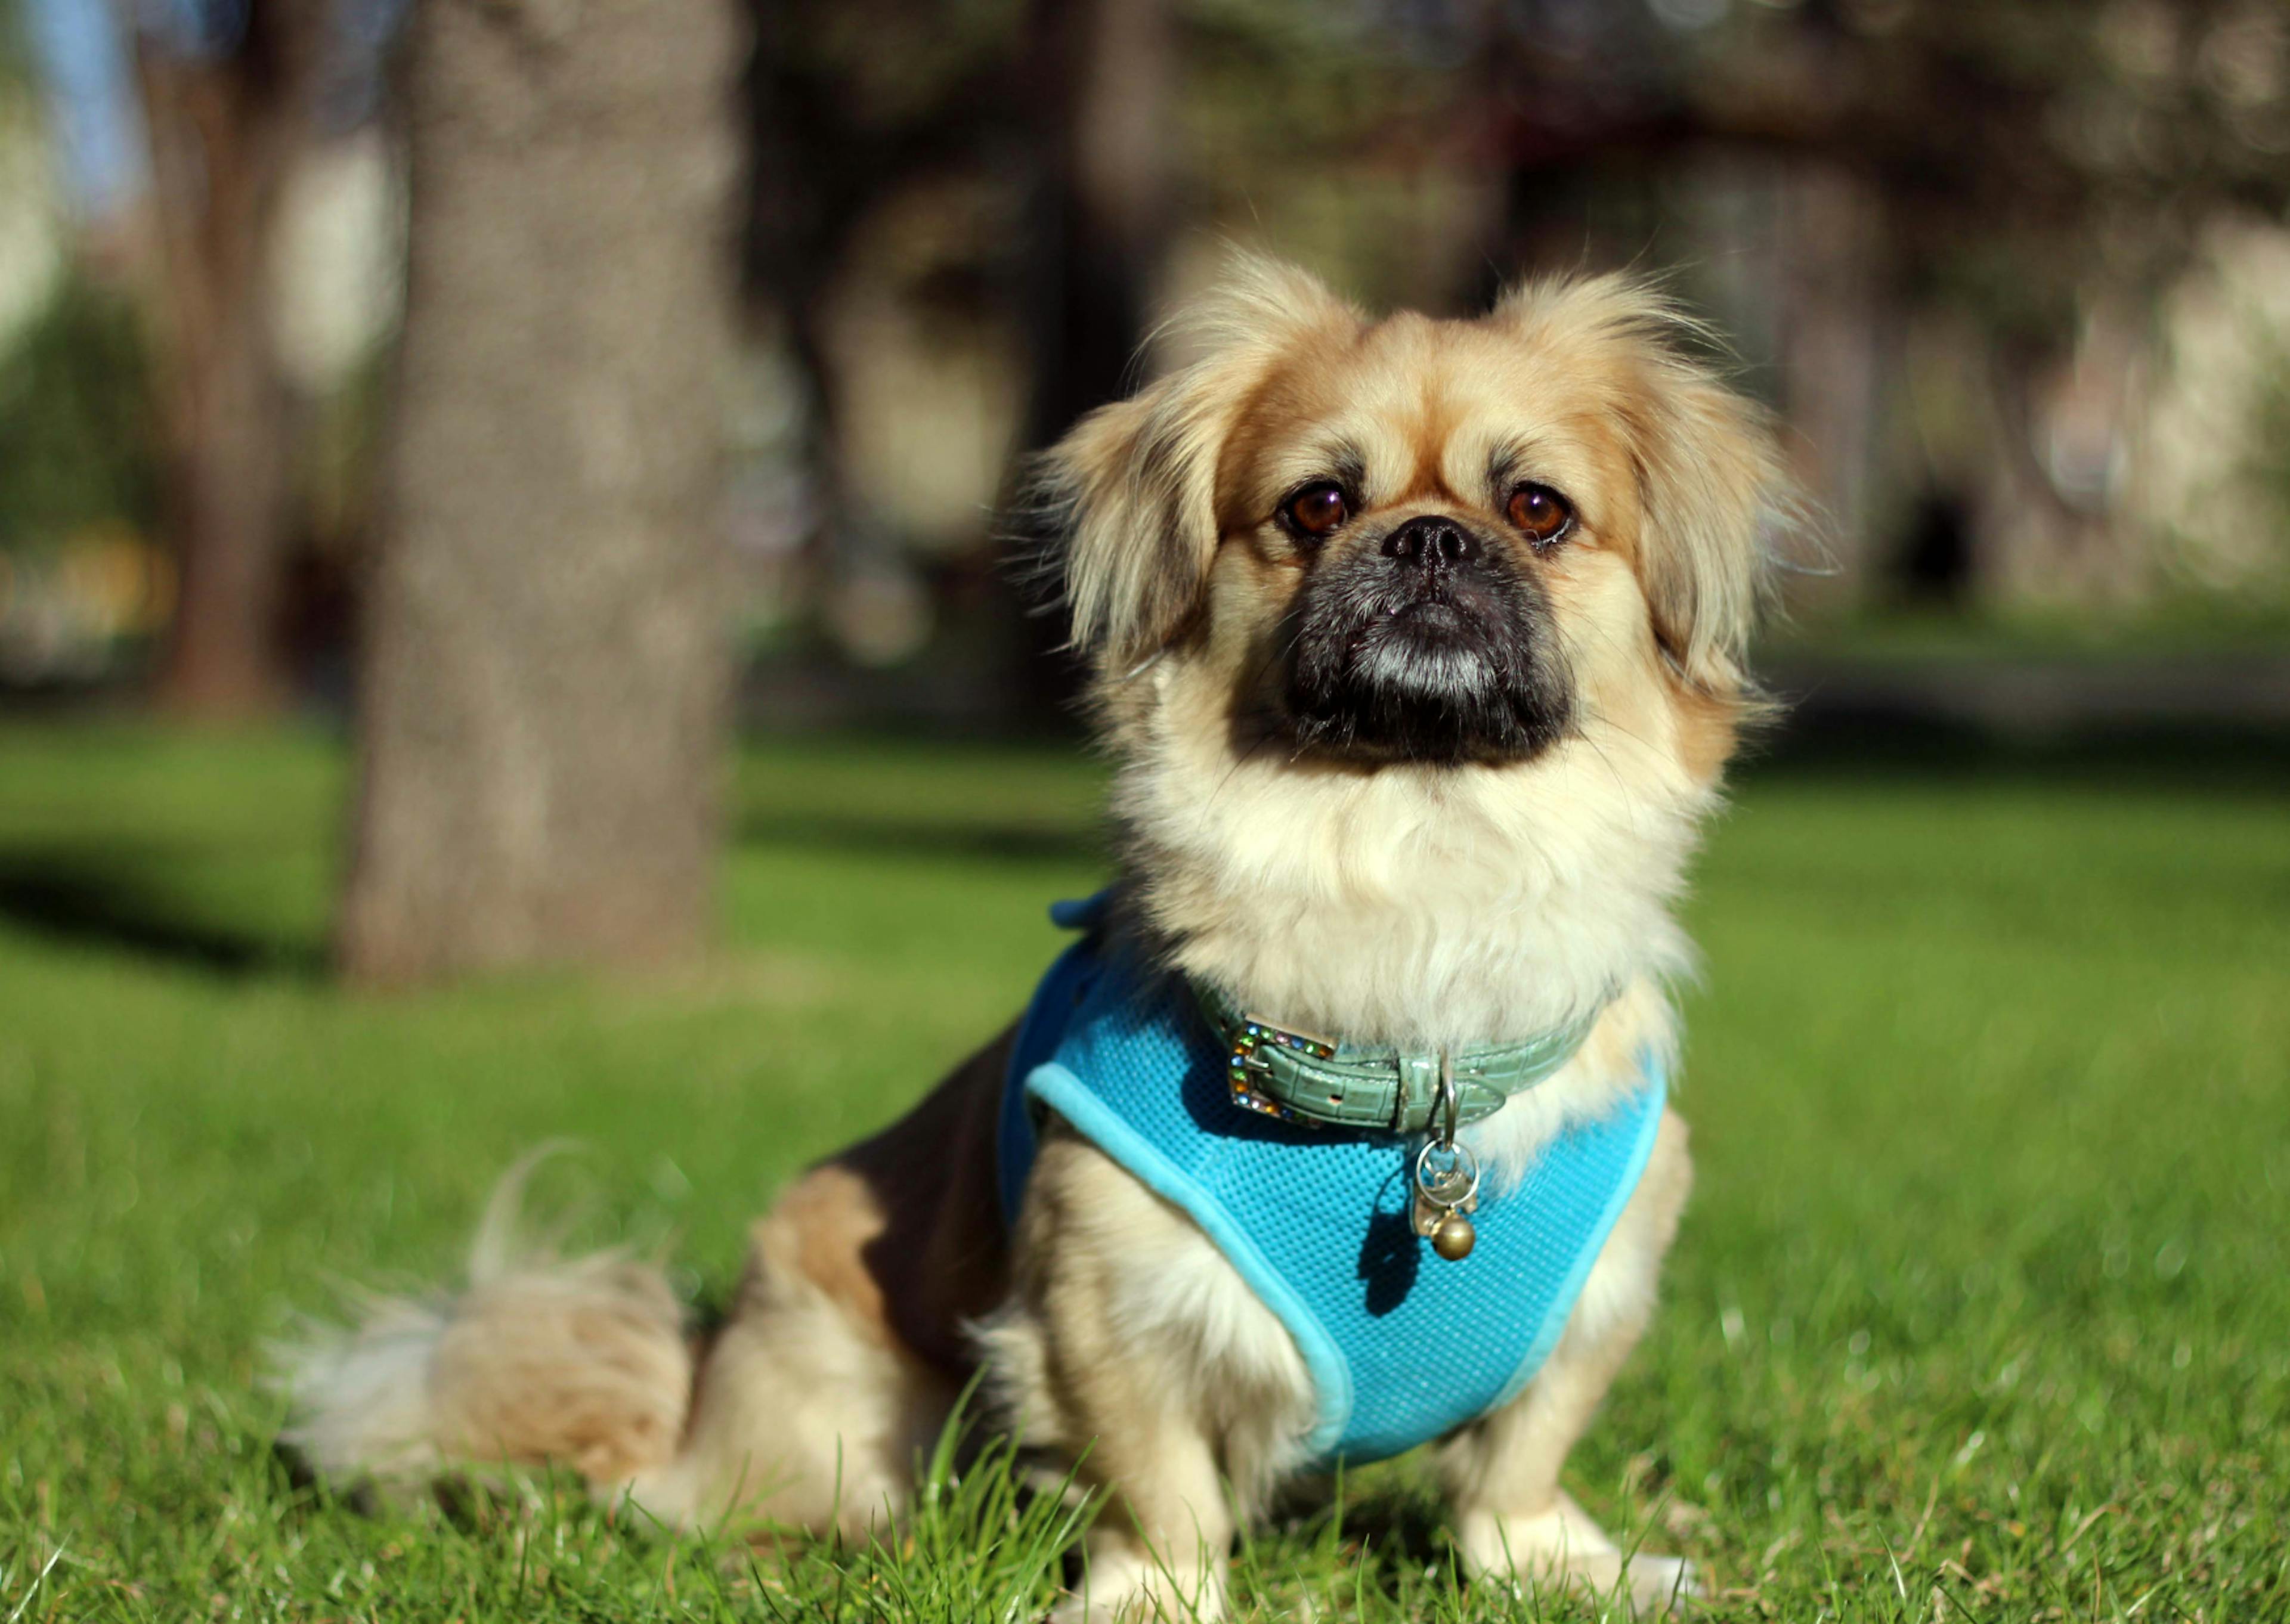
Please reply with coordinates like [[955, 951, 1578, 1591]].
[[1256, 1476, 1453, 1597], [0, 851, 323, 980]]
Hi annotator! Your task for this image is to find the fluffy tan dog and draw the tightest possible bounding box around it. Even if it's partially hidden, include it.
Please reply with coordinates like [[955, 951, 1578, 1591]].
[[280, 257, 1788, 1619]]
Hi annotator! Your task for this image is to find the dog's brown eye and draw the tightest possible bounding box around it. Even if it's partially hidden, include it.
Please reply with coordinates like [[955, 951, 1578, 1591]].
[[1506, 483, 1574, 546], [1282, 482, 1349, 540]]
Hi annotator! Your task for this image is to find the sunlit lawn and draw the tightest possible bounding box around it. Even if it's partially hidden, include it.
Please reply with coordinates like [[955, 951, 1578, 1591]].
[[1, 721, 2285, 1621]]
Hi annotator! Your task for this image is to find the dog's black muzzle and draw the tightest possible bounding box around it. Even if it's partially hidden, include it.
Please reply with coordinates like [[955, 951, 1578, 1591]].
[[1283, 514, 1572, 765]]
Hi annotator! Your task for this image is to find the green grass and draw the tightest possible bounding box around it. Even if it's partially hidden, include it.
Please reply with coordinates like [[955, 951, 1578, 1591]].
[[2, 722, 2285, 1622]]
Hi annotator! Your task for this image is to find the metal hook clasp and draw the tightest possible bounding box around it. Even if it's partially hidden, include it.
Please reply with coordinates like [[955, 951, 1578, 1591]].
[[1434, 1049, 1459, 1151], [1412, 1052, 1483, 1260]]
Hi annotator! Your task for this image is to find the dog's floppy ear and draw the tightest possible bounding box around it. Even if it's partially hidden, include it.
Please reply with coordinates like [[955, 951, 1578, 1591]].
[[1623, 355, 1790, 696], [1502, 276, 1791, 696], [1029, 256, 1359, 670]]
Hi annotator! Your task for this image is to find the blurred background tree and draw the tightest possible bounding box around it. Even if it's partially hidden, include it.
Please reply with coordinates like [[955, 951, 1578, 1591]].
[[335, 0, 738, 983], [131, 0, 324, 717], [1, 0, 2285, 976]]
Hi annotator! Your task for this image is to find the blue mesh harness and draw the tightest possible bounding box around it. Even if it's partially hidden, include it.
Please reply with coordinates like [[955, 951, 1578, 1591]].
[[996, 901, 1667, 1465]]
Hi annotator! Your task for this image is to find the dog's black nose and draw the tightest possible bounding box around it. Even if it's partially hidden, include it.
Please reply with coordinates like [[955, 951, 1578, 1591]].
[[1382, 515, 1479, 571]]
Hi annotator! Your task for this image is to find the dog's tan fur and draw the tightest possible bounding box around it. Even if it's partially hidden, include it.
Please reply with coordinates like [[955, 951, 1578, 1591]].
[[278, 256, 1786, 1619]]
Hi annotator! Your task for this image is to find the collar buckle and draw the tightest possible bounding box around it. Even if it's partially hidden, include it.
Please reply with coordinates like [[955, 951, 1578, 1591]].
[[1225, 1015, 1337, 1123]]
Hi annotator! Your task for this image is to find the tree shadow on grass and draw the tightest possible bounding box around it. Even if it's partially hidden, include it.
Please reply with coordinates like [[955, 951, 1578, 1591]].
[[0, 851, 323, 980], [1743, 714, 2290, 794], [734, 811, 1105, 864]]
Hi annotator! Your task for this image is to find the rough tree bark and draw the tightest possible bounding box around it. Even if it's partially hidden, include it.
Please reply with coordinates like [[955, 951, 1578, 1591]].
[[134, 0, 319, 718], [338, 0, 740, 984]]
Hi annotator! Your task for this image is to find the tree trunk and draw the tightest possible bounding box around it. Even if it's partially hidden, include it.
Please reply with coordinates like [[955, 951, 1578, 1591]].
[[1774, 162, 1884, 613], [1007, 0, 1174, 721], [338, 0, 740, 985], [135, 2, 315, 718], [1024, 0, 1175, 446]]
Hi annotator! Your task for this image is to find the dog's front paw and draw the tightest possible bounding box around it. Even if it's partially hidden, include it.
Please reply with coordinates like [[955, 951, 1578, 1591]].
[[1517, 1552, 1701, 1617], [1478, 1549, 1700, 1618], [1054, 1542, 1227, 1623], [1457, 1495, 1698, 1616], [1615, 1552, 1700, 1616]]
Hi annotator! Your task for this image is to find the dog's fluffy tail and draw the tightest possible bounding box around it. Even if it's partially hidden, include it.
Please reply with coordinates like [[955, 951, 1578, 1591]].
[[272, 1148, 693, 1498]]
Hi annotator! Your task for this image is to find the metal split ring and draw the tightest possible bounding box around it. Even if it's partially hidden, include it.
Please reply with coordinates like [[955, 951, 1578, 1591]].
[[1416, 1055, 1480, 1209], [1413, 1134, 1482, 1207]]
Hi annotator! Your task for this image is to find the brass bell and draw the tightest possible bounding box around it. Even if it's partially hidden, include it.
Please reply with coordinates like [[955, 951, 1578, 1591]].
[[1431, 1211, 1477, 1261]]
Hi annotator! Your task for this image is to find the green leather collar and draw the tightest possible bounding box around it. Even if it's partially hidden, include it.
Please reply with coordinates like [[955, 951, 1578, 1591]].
[[1191, 980, 1606, 1133]]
